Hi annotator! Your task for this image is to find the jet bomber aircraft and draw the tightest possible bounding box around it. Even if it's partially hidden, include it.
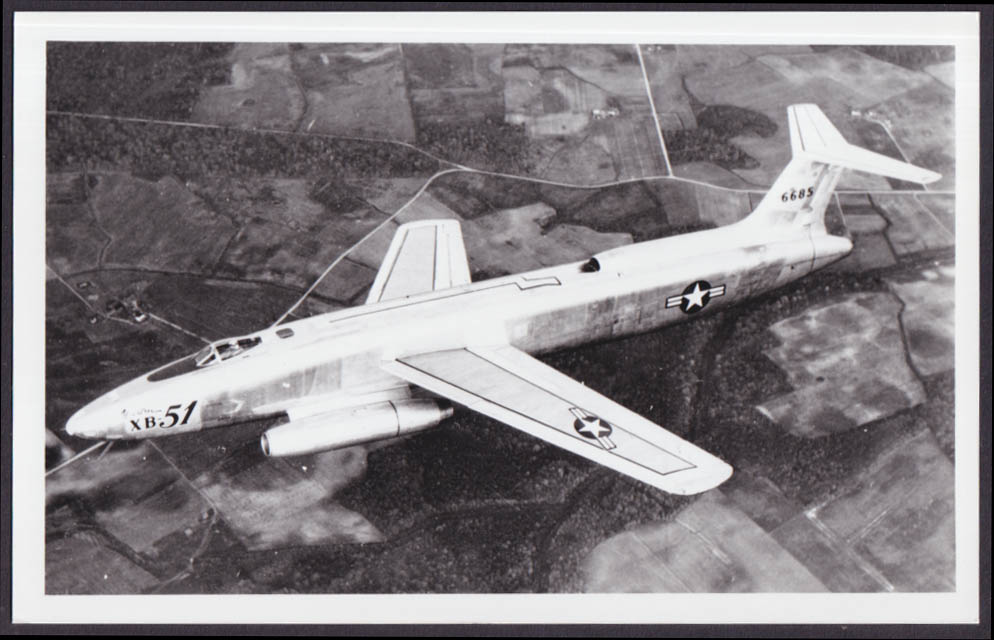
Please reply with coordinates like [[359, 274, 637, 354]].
[[66, 105, 941, 495]]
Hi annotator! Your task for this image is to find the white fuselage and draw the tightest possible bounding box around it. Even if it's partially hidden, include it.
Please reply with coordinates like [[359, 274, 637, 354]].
[[65, 221, 852, 441]]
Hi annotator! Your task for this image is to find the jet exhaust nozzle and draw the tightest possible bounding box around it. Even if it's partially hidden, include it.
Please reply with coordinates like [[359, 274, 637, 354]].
[[261, 399, 453, 457]]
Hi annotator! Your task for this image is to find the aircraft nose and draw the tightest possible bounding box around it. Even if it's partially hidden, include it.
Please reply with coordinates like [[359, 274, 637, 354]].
[[65, 403, 116, 439]]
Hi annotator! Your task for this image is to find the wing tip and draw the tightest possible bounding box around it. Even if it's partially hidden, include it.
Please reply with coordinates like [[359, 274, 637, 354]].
[[662, 460, 734, 496]]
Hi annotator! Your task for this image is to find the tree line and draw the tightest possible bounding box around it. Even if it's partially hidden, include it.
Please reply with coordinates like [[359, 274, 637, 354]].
[[47, 115, 440, 181]]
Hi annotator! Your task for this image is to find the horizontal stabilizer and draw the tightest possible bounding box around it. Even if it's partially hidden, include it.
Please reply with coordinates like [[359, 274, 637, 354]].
[[802, 143, 942, 185], [790, 103, 941, 184], [742, 104, 943, 232]]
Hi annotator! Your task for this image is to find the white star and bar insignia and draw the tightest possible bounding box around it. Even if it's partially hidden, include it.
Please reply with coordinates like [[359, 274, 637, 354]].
[[666, 280, 726, 314], [569, 407, 617, 450]]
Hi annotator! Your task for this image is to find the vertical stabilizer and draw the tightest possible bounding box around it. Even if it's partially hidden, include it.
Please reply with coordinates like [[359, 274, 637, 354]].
[[742, 104, 941, 234]]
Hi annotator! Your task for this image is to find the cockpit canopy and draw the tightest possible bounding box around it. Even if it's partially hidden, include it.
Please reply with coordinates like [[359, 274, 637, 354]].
[[147, 334, 263, 382], [195, 336, 262, 367]]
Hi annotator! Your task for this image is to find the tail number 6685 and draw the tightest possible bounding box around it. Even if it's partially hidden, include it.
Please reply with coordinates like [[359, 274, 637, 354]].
[[781, 187, 814, 202]]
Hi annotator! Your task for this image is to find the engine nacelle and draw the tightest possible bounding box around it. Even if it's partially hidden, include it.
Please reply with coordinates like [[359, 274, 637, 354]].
[[260, 399, 453, 457]]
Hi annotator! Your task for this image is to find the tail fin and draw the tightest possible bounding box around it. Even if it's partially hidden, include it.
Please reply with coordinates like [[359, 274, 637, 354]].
[[742, 104, 941, 233]]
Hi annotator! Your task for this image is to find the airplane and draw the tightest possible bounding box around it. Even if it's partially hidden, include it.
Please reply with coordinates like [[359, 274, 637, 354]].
[[64, 104, 941, 495]]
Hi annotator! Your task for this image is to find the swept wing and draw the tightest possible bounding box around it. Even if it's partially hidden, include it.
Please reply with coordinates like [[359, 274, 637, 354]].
[[383, 344, 732, 495]]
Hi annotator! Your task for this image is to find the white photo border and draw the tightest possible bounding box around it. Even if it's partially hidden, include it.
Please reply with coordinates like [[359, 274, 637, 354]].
[[12, 8, 982, 625]]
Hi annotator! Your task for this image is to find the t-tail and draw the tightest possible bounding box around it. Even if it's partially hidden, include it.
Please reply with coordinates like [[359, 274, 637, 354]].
[[741, 104, 941, 235]]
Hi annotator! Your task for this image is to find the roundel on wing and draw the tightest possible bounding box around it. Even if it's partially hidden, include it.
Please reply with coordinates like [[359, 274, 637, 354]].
[[574, 414, 613, 440]]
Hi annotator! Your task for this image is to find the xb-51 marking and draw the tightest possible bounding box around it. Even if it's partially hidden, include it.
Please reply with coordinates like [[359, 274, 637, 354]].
[[125, 400, 198, 432], [66, 105, 941, 496]]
